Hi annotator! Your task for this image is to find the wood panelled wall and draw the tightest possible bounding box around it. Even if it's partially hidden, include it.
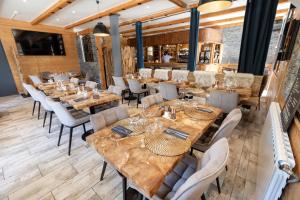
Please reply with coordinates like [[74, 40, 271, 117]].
[[128, 28, 223, 46], [0, 18, 80, 93]]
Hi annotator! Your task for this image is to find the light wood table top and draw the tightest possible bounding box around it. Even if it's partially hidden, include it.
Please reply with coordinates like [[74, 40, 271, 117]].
[[207, 86, 252, 98], [86, 100, 221, 197], [37, 81, 71, 91], [60, 91, 121, 111]]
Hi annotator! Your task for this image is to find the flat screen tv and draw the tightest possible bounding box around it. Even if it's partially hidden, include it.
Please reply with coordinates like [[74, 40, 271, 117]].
[[12, 29, 66, 56]]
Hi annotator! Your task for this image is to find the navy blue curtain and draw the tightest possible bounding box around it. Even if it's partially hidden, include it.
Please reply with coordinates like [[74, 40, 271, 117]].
[[238, 0, 279, 75], [187, 8, 200, 72], [135, 21, 144, 69]]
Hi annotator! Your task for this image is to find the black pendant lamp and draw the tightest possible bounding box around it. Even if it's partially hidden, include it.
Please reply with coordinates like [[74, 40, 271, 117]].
[[197, 0, 232, 13], [93, 0, 110, 37], [93, 22, 110, 37]]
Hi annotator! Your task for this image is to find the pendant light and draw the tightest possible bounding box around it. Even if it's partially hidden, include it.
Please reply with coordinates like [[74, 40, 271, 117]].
[[93, 0, 110, 37], [197, 0, 232, 13]]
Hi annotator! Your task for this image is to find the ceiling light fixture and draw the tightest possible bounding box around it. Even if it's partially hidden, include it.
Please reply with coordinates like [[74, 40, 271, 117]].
[[72, 10, 76, 14], [93, 0, 110, 37], [23, 0, 27, 2], [197, 0, 232, 13]]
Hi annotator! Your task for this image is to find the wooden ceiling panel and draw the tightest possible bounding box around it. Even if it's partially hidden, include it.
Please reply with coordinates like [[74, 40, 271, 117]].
[[64, 0, 151, 29], [168, 0, 188, 8], [31, 0, 75, 25]]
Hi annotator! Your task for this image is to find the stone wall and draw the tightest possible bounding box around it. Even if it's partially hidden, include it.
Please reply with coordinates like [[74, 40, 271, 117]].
[[76, 34, 100, 83], [221, 20, 282, 65]]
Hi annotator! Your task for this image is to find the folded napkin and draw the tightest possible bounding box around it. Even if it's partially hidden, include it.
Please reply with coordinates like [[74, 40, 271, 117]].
[[196, 107, 213, 113], [74, 97, 89, 102], [111, 125, 133, 137], [164, 128, 189, 140]]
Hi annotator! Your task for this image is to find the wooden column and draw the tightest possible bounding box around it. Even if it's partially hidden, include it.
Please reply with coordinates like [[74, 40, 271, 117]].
[[95, 37, 107, 89]]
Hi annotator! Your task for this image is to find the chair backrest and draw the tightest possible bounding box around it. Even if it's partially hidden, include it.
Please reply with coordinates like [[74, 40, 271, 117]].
[[46, 98, 76, 127], [159, 82, 178, 100], [141, 93, 163, 108], [210, 108, 242, 144], [35, 91, 52, 111], [29, 75, 42, 85], [107, 85, 123, 96], [139, 68, 152, 79], [53, 74, 69, 82], [172, 138, 229, 200], [127, 79, 142, 93], [112, 76, 127, 90], [22, 83, 40, 101], [70, 77, 79, 85], [204, 64, 219, 73], [193, 71, 216, 87], [154, 69, 170, 80], [171, 70, 189, 82], [207, 91, 239, 113], [90, 106, 129, 132], [224, 72, 254, 88], [85, 81, 98, 89]]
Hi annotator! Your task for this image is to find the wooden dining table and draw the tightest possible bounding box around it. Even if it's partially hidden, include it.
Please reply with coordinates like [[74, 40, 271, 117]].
[[86, 100, 222, 199], [60, 91, 121, 114]]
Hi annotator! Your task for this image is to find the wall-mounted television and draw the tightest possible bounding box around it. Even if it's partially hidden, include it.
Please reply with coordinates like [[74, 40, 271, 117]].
[[12, 29, 66, 56]]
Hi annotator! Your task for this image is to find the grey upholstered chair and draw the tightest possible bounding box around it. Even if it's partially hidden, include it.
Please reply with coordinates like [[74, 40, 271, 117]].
[[90, 106, 129, 181], [70, 77, 79, 85], [22, 83, 42, 119], [127, 79, 149, 108], [158, 82, 178, 100], [112, 76, 129, 103], [53, 74, 69, 82], [35, 90, 54, 133], [141, 93, 164, 108], [85, 81, 98, 89], [207, 91, 239, 113], [107, 85, 123, 96], [151, 138, 229, 200], [29, 75, 42, 85], [191, 108, 242, 153], [46, 98, 90, 155]]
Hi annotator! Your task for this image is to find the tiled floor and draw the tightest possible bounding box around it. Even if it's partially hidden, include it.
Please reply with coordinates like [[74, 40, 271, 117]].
[[0, 95, 265, 200]]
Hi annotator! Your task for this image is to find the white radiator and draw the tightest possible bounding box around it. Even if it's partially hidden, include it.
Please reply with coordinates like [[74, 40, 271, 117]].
[[256, 102, 295, 200]]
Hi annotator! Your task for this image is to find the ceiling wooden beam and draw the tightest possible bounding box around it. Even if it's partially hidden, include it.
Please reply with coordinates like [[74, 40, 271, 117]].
[[64, 0, 151, 29], [168, 0, 188, 8], [31, 0, 75, 25], [121, 7, 288, 34]]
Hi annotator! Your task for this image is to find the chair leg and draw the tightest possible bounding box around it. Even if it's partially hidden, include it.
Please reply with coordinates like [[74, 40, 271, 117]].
[[83, 123, 86, 133], [190, 147, 194, 155], [32, 101, 36, 116], [38, 102, 41, 119], [43, 111, 48, 127], [216, 177, 221, 194], [201, 194, 206, 200], [128, 93, 131, 106], [137, 94, 139, 108], [122, 175, 127, 200], [58, 124, 64, 146], [68, 127, 73, 156], [122, 91, 124, 104], [49, 111, 53, 133], [225, 165, 228, 171], [100, 161, 107, 181]]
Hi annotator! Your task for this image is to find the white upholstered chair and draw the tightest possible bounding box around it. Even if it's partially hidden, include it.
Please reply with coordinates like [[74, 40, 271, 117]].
[[154, 69, 170, 81], [141, 93, 164, 108], [53, 74, 69, 82], [193, 71, 216, 88], [159, 82, 178, 100], [191, 108, 242, 153], [70, 77, 79, 85], [139, 68, 153, 79], [224, 73, 254, 88], [171, 70, 189, 82], [151, 138, 229, 200], [90, 106, 129, 180], [29, 75, 42, 85], [127, 79, 149, 108], [22, 83, 42, 119], [207, 91, 239, 114], [107, 85, 123, 96], [46, 98, 90, 155], [85, 81, 98, 89], [112, 76, 129, 103], [35, 90, 54, 133]]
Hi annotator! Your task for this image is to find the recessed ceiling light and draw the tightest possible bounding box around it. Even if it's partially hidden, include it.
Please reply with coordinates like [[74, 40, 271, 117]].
[[72, 10, 76, 14], [56, 18, 60, 22], [23, 0, 27, 2], [146, 5, 150, 9]]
